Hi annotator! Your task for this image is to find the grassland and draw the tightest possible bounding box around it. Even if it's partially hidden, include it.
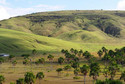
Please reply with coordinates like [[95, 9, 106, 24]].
[[0, 28, 125, 55]]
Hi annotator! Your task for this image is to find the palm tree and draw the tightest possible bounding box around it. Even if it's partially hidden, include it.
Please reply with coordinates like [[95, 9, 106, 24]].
[[64, 65, 71, 74], [120, 71, 125, 82], [58, 57, 65, 65], [56, 68, 63, 76], [89, 63, 100, 83], [0, 58, 4, 72], [70, 48, 74, 53], [24, 72, 35, 84], [16, 78, 25, 84], [102, 47, 108, 54], [0, 75, 5, 84], [74, 68, 80, 77], [103, 66, 109, 79], [12, 60, 17, 72], [108, 63, 119, 80], [38, 58, 45, 64], [47, 54, 54, 61], [0, 58, 4, 64], [8, 55, 15, 62], [83, 51, 92, 60], [80, 65, 89, 84], [78, 49, 83, 57], [23, 60, 29, 72], [71, 62, 79, 69], [36, 72, 44, 84], [32, 49, 37, 56], [97, 50, 103, 58]]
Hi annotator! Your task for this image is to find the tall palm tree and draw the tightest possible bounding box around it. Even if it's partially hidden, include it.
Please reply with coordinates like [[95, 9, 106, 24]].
[[8, 55, 15, 62], [0, 75, 5, 84], [103, 66, 109, 79], [120, 71, 125, 82], [24, 72, 35, 84], [56, 68, 63, 76], [47, 54, 54, 61], [16, 78, 25, 84], [108, 63, 119, 80], [74, 68, 80, 77], [36, 72, 44, 84], [58, 57, 65, 65], [97, 50, 103, 58], [89, 63, 100, 83], [64, 65, 71, 74], [12, 60, 17, 72], [102, 47, 108, 54], [80, 65, 89, 84]]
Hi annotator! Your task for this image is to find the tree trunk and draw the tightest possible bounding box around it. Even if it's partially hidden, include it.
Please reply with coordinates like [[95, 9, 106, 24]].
[[84, 75, 86, 84]]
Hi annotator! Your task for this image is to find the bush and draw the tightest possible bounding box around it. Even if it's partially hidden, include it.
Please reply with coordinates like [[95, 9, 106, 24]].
[[73, 76, 81, 79]]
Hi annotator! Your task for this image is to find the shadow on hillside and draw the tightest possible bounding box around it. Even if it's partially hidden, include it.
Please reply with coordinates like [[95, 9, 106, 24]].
[[0, 36, 32, 55]]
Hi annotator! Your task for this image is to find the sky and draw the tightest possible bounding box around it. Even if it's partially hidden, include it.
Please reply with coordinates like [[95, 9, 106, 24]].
[[0, 0, 125, 20]]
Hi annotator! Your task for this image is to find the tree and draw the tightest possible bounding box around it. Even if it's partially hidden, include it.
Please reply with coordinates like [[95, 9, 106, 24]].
[[83, 51, 92, 60], [58, 57, 65, 65], [23, 60, 29, 66], [56, 68, 63, 76], [64, 65, 71, 74], [89, 63, 100, 83], [21, 54, 30, 60], [12, 60, 17, 66], [74, 68, 80, 77], [80, 65, 89, 84], [16, 78, 25, 84], [74, 57, 79, 62], [78, 50, 83, 57], [71, 62, 79, 69], [32, 49, 37, 56], [12, 60, 17, 72], [0, 75, 5, 84], [8, 55, 15, 62], [0, 58, 4, 64], [97, 50, 103, 58], [108, 63, 119, 80], [70, 48, 74, 53], [74, 49, 78, 55], [36, 72, 44, 84], [102, 47, 108, 53], [24, 72, 35, 84], [103, 66, 109, 79], [38, 58, 45, 64], [47, 54, 54, 61], [120, 71, 125, 82]]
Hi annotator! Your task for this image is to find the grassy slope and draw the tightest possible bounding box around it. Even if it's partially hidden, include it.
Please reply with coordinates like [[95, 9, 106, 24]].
[[0, 28, 124, 55], [0, 28, 82, 54], [0, 10, 125, 41]]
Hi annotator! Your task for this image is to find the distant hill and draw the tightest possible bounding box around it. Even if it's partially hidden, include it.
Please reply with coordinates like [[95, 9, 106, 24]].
[[0, 10, 125, 54]]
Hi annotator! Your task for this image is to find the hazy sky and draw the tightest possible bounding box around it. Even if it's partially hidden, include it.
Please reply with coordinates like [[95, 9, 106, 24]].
[[0, 0, 125, 20]]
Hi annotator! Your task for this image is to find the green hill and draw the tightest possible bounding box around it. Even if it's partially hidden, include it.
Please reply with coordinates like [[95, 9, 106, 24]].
[[0, 10, 125, 40], [0, 28, 124, 55], [0, 10, 125, 54]]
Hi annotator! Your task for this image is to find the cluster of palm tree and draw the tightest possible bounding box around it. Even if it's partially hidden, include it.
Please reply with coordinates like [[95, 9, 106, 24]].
[[16, 72, 44, 84]]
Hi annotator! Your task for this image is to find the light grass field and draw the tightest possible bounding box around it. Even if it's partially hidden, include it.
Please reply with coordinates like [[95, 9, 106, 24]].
[[0, 54, 124, 84]]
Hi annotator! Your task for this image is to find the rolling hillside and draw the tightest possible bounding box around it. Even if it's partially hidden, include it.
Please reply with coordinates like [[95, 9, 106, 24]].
[[0, 10, 125, 54], [0, 28, 124, 55], [0, 10, 125, 41]]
